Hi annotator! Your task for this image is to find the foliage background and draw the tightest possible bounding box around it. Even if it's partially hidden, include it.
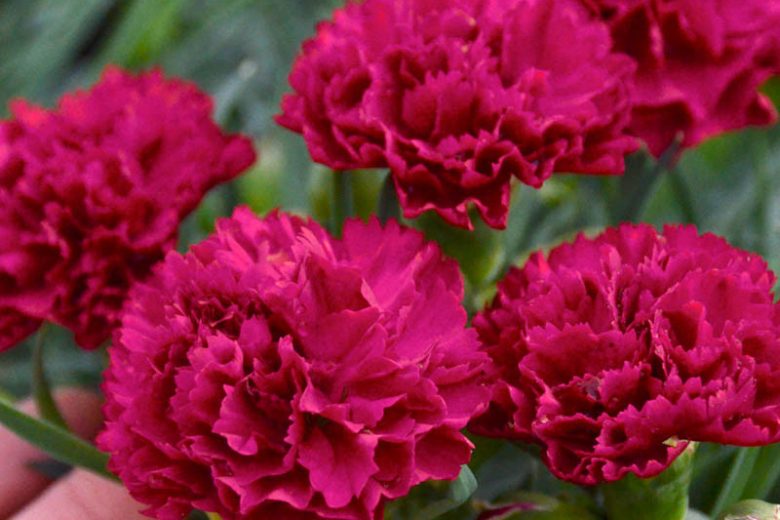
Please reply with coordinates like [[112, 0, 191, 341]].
[[1, 1, 780, 517]]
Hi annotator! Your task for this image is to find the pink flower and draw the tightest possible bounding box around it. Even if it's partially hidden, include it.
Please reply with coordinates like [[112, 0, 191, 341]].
[[0, 66, 256, 350], [470, 224, 780, 485], [0, 309, 41, 351], [585, 0, 780, 156], [277, 0, 637, 230], [98, 208, 489, 519]]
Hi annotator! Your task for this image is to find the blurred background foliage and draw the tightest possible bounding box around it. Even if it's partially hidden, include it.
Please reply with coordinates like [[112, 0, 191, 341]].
[[1, 1, 780, 518]]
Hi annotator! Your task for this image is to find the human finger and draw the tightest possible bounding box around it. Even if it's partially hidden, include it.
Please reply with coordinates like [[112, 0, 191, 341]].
[[0, 388, 104, 517], [11, 469, 146, 520]]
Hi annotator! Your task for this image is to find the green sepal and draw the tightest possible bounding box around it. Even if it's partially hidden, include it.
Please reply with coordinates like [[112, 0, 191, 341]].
[[601, 442, 695, 520]]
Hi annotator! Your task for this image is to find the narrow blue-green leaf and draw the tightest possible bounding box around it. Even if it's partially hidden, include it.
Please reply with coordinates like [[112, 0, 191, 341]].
[[449, 464, 478, 503], [667, 167, 698, 225], [710, 447, 761, 518], [611, 142, 680, 225], [740, 444, 780, 502], [331, 170, 354, 237], [31, 325, 68, 429], [417, 465, 477, 519], [214, 60, 260, 126], [378, 172, 400, 224], [0, 397, 115, 481], [92, 0, 187, 70]]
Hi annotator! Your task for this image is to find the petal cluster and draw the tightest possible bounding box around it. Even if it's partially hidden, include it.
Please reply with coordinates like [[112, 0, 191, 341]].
[[0, 67, 256, 349], [278, 0, 637, 229], [470, 224, 780, 485], [98, 208, 489, 519], [585, 0, 780, 155]]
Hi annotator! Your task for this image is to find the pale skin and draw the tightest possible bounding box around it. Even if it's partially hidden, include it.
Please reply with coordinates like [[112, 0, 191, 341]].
[[0, 389, 146, 519]]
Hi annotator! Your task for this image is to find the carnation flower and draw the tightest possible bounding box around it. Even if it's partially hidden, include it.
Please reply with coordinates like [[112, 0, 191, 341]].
[[0, 66, 256, 350], [277, 0, 637, 230], [0, 309, 41, 351], [584, 0, 780, 156], [98, 208, 489, 519], [470, 224, 780, 485]]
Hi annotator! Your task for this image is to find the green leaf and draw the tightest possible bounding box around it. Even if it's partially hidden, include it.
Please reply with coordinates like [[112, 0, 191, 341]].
[[416, 465, 478, 520], [0, 0, 112, 107], [92, 0, 187, 70], [0, 387, 16, 404], [741, 445, 780, 501], [331, 170, 354, 237], [602, 443, 695, 520], [31, 325, 68, 429], [711, 448, 761, 518], [610, 145, 680, 225], [717, 499, 780, 520], [690, 444, 738, 513], [450, 465, 478, 503], [666, 166, 698, 225], [479, 492, 600, 520], [474, 442, 534, 502], [0, 397, 115, 481], [378, 173, 400, 224], [414, 211, 505, 298]]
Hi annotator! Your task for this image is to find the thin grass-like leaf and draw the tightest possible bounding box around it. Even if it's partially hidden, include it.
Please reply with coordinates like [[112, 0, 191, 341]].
[[710, 447, 761, 518], [0, 397, 116, 481]]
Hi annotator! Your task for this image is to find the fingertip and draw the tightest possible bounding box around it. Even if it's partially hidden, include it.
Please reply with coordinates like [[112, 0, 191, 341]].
[[55, 387, 104, 441], [0, 387, 105, 517], [10, 470, 146, 520]]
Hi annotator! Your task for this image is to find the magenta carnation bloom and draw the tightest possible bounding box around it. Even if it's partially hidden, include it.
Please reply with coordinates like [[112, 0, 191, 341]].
[[470, 224, 780, 485], [98, 207, 489, 519], [585, 0, 780, 156], [277, 0, 637, 230], [0, 66, 256, 350]]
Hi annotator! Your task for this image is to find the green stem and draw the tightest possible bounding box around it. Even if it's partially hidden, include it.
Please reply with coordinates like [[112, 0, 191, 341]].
[[378, 173, 400, 224], [31, 325, 68, 429], [602, 443, 695, 520], [0, 397, 116, 481], [710, 447, 761, 518], [331, 170, 353, 236]]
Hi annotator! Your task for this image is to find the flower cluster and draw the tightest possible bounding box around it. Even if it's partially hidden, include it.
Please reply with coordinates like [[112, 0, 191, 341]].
[[98, 208, 489, 519], [278, 0, 637, 229], [279, 0, 780, 228], [470, 224, 780, 485], [0, 67, 256, 350], [585, 0, 780, 156], [3, 0, 780, 516]]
